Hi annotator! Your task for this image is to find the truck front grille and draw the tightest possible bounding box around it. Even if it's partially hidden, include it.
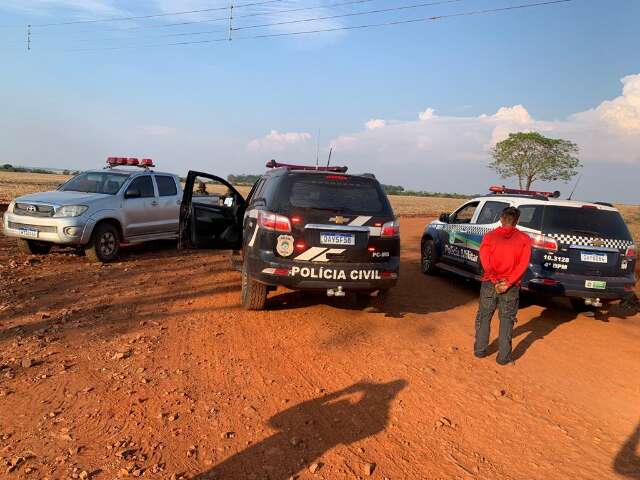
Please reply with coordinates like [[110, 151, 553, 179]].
[[8, 222, 57, 233], [14, 203, 55, 217]]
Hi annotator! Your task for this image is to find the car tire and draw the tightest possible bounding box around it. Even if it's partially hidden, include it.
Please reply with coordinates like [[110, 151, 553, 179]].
[[17, 239, 52, 255], [421, 239, 439, 275], [85, 223, 120, 263], [241, 263, 268, 311]]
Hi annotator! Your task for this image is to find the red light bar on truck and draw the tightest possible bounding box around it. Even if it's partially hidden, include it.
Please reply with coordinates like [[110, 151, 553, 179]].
[[489, 185, 560, 198], [266, 159, 348, 173], [106, 157, 155, 168]]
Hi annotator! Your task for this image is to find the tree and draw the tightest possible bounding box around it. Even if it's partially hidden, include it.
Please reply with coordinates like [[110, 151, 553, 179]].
[[489, 132, 581, 190]]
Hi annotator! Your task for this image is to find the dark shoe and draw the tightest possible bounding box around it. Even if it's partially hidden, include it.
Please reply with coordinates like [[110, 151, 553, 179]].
[[474, 351, 487, 359], [496, 358, 515, 366]]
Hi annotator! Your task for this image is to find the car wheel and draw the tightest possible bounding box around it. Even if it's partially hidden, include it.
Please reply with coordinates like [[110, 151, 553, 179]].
[[85, 223, 120, 263], [17, 239, 52, 255], [421, 239, 439, 275], [241, 263, 268, 310]]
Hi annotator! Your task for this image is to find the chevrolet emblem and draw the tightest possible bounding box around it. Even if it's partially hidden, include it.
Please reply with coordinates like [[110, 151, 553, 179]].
[[592, 238, 605, 247], [330, 215, 350, 225]]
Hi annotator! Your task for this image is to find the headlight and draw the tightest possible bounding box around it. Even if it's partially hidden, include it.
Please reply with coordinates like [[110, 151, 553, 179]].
[[53, 205, 88, 218], [7, 201, 15, 213]]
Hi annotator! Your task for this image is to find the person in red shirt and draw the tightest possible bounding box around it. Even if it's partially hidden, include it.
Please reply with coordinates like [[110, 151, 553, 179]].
[[474, 207, 532, 365]]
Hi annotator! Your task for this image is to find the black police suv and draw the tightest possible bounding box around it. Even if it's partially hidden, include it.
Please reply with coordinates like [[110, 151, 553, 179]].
[[421, 186, 636, 311], [179, 161, 400, 310]]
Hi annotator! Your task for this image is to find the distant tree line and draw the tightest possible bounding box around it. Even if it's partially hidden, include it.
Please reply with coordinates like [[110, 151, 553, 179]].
[[382, 184, 471, 199], [227, 174, 261, 185], [1, 164, 58, 174]]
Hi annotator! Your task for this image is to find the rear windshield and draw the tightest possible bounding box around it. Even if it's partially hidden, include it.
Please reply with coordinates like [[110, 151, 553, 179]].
[[278, 174, 391, 215], [60, 172, 130, 195], [541, 206, 632, 240]]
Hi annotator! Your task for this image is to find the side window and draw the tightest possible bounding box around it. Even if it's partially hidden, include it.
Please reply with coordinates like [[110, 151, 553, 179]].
[[475, 201, 509, 225], [450, 202, 479, 224], [518, 205, 543, 230], [248, 178, 266, 205], [128, 176, 155, 198], [155, 175, 178, 197]]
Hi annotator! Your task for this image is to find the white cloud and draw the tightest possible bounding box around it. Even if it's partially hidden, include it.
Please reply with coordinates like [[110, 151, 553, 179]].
[[418, 108, 435, 121], [247, 130, 312, 152], [365, 119, 386, 130], [0, 0, 122, 16]]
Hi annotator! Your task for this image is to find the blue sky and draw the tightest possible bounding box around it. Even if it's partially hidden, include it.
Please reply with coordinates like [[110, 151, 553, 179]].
[[1, 0, 639, 202]]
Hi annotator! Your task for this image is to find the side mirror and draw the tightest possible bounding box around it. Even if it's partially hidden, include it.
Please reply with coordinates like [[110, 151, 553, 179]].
[[439, 213, 450, 223], [125, 188, 141, 199]]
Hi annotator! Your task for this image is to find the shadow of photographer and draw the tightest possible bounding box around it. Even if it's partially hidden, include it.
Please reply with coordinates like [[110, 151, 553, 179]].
[[193, 379, 407, 480]]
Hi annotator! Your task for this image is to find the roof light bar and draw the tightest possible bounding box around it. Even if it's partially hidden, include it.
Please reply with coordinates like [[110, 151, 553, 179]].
[[266, 159, 348, 173], [106, 157, 155, 168], [490, 185, 560, 198]]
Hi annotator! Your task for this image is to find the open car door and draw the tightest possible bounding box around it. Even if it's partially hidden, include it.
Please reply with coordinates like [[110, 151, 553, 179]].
[[179, 171, 246, 250]]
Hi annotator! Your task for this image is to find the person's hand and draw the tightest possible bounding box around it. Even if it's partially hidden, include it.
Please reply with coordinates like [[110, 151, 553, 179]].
[[495, 282, 510, 294]]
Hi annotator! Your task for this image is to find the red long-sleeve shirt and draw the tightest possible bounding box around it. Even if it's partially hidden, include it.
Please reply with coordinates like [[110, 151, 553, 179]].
[[479, 226, 532, 286]]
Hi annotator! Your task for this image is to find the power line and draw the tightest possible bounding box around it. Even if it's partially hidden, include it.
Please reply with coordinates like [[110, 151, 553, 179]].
[[67, 0, 573, 53], [51, 0, 462, 45], [33, 0, 381, 35], [234, 0, 464, 31], [29, 0, 286, 28]]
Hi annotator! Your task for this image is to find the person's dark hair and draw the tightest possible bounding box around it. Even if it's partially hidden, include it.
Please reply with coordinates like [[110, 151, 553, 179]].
[[500, 206, 520, 226]]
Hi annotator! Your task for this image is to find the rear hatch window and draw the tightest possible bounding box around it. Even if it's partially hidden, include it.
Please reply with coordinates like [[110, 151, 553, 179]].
[[542, 206, 632, 241], [278, 174, 392, 215]]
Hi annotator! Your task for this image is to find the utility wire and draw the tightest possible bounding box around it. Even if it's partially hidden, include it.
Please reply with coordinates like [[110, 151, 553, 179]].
[[234, 0, 464, 31], [29, 0, 286, 27], [56, 0, 462, 44], [34, 0, 381, 35], [68, 0, 573, 53]]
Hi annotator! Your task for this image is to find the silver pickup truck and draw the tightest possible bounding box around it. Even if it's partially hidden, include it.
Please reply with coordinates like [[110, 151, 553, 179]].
[[2, 164, 182, 262]]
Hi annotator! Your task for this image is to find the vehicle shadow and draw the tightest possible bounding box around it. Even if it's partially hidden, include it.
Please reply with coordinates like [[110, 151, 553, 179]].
[[268, 260, 479, 318], [193, 380, 407, 480], [613, 421, 640, 479]]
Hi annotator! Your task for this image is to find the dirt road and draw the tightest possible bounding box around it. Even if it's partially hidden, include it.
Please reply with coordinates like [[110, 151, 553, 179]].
[[0, 217, 638, 480]]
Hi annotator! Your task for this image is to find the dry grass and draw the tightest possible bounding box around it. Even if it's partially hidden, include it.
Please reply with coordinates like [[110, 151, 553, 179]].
[[1, 171, 638, 242], [0, 171, 71, 203]]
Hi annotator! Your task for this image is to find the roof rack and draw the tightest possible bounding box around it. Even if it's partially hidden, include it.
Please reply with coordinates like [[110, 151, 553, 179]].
[[488, 185, 560, 200], [265, 159, 348, 173]]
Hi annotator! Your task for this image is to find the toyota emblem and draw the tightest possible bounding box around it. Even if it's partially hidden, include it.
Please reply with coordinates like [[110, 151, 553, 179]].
[[26, 205, 37, 213]]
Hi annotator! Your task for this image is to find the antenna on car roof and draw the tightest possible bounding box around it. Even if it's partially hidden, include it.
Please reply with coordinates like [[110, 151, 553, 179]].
[[326, 147, 333, 168], [568, 174, 582, 200], [315, 129, 320, 170]]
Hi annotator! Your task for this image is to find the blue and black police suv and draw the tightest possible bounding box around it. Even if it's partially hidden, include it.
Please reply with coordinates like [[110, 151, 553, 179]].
[[420, 186, 636, 311]]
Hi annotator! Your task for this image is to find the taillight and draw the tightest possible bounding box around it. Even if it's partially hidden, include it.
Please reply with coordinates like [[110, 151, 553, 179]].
[[381, 220, 400, 237], [259, 211, 291, 233], [626, 244, 637, 258], [530, 233, 558, 251]]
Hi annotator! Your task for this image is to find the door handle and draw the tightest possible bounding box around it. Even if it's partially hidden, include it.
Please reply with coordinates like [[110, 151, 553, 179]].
[[151, 200, 159, 206]]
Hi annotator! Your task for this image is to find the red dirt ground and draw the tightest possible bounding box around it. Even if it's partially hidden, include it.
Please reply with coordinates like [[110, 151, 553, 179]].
[[0, 217, 638, 480]]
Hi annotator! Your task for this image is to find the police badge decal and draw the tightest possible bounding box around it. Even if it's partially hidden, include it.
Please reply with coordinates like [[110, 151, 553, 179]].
[[276, 235, 295, 257]]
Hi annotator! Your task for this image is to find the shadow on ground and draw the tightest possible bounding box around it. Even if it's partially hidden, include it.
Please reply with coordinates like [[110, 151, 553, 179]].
[[614, 421, 640, 479], [193, 380, 407, 480]]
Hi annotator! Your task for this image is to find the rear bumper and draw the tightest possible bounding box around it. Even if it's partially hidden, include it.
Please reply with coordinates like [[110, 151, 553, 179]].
[[523, 268, 636, 300], [245, 249, 400, 292]]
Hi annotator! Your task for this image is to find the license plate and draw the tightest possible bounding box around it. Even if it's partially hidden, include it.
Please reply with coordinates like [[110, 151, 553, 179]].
[[585, 280, 606, 290], [581, 252, 608, 263], [320, 232, 355, 246], [17, 227, 38, 238]]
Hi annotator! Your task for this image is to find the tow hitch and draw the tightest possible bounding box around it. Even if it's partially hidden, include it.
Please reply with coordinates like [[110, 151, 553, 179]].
[[584, 298, 603, 308], [327, 286, 346, 297]]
